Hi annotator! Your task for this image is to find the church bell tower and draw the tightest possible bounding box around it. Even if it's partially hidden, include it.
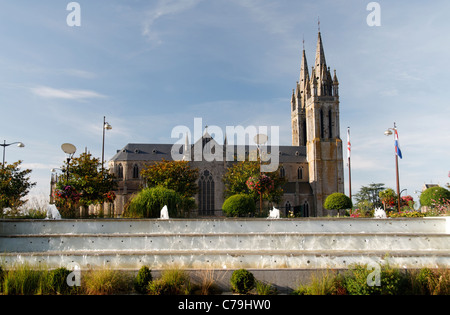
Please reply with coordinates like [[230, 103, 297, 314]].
[[291, 30, 345, 216]]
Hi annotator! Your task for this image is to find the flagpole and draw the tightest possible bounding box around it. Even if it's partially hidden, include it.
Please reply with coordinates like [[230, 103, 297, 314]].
[[394, 123, 401, 211], [347, 127, 352, 200], [385, 123, 402, 211]]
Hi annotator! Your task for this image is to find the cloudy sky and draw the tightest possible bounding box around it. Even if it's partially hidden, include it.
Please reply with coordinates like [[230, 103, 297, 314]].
[[0, 0, 449, 205]]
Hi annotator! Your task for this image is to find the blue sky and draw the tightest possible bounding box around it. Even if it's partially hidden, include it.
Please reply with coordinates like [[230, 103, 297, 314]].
[[0, 0, 449, 205]]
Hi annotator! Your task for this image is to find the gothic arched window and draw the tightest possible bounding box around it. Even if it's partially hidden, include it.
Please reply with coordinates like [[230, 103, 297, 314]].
[[285, 201, 292, 216], [304, 201, 310, 217], [117, 163, 123, 179], [132, 164, 139, 179], [320, 109, 324, 139], [198, 170, 215, 216], [279, 166, 285, 178], [297, 167, 303, 180], [328, 109, 333, 139]]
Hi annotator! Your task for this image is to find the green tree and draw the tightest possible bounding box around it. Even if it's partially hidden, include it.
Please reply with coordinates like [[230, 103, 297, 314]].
[[54, 153, 116, 217], [324, 193, 353, 212], [222, 161, 285, 204], [379, 188, 397, 211], [354, 183, 385, 209], [141, 160, 199, 199], [0, 161, 36, 212]]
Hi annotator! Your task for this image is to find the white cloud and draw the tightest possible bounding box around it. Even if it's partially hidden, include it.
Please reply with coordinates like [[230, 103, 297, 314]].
[[60, 69, 97, 79], [141, 0, 204, 44], [31, 86, 106, 100]]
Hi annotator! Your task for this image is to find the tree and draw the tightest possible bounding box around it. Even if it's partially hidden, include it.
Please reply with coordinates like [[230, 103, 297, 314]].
[[324, 193, 353, 213], [420, 186, 450, 208], [354, 183, 385, 209], [0, 161, 36, 212], [379, 188, 397, 211], [54, 153, 116, 217], [222, 161, 285, 204], [140, 160, 199, 199]]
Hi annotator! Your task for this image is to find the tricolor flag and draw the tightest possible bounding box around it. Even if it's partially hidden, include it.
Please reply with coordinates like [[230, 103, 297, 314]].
[[394, 129, 402, 159]]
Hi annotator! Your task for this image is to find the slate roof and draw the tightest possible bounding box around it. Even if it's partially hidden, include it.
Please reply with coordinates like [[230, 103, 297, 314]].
[[110, 143, 307, 163]]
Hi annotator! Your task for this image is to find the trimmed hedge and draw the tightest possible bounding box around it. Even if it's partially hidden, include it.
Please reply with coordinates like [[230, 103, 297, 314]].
[[420, 186, 450, 207], [324, 193, 353, 211], [222, 194, 256, 217]]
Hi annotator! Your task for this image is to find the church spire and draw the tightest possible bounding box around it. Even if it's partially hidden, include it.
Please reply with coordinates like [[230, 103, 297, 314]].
[[315, 31, 327, 74], [299, 48, 309, 90]]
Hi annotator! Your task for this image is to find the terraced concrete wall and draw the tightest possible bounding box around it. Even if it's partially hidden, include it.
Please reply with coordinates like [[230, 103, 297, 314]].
[[1, 217, 449, 269]]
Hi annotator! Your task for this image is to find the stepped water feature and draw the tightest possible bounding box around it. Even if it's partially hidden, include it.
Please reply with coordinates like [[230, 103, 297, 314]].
[[1, 218, 449, 273]]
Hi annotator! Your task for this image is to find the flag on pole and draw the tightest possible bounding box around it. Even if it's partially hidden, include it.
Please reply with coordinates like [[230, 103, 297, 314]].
[[394, 129, 402, 159], [347, 127, 351, 165]]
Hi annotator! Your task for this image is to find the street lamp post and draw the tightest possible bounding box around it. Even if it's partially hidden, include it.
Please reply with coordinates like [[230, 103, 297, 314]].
[[254, 134, 268, 215], [102, 116, 112, 173], [384, 123, 402, 211], [1, 140, 25, 167], [61, 143, 77, 181]]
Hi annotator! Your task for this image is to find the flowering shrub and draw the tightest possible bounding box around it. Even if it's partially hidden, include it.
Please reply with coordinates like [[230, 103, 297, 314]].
[[53, 185, 81, 218], [430, 198, 450, 215], [246, 175, 274, 198], [420, 187, 450, 210], [53, 185, 81, 202], [388, 210, 425, 218], [401, 195, 414, 208], [104, 191, 116, 203], [348, 208, 373, 218]]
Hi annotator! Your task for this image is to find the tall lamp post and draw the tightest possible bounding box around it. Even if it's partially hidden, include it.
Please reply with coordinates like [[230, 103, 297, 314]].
[[384, 123, 402, 211], [61, 143, 77, 181], [102, 116, 112, 173], [1, 140, 25, 167], [254, 134, 268, 215]]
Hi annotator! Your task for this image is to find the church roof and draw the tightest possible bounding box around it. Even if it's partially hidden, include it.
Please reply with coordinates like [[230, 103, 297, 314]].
[[110, 143, 307, 163]]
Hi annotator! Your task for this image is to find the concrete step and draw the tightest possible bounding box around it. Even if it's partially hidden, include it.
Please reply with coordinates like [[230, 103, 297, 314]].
[[1, 218, 449, 271], [2, 233, 450, 253], [1, 217, 448, 235], [1, 249, 449, 270]]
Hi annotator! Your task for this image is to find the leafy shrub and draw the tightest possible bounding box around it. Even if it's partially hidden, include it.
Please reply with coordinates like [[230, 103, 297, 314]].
[[222, 194, 256, 217], [323, 193, 353, 211], [230, 269, 255, 294], [134, 266, 152, 294], [344, 264, 408, 295], [420, 187, 450, 208], [147, 269, 192, 295], [123, 186, 181, 218]]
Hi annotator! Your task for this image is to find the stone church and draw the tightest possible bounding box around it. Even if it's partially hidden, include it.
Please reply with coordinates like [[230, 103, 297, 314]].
[[109, 31, 344, 217]]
